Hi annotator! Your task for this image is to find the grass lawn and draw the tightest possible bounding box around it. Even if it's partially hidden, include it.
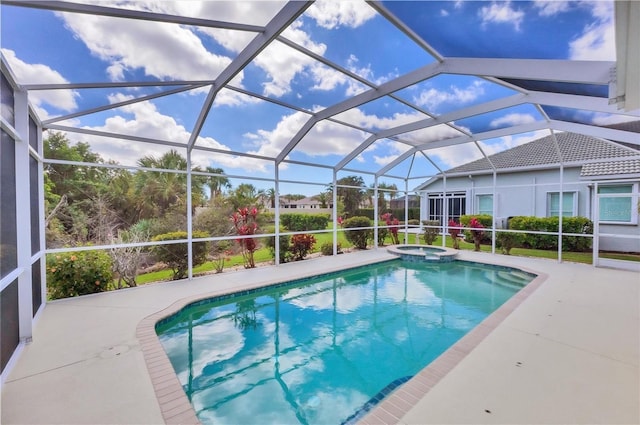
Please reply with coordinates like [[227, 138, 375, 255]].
[[133, 229, 640, 286]]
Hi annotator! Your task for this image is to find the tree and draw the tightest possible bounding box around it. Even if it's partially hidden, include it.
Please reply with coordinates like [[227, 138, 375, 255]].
[[204, 166, 231, 202], [336, 176, 366, 217], [314, 191, 329, 208], [43, 132, 124, 246], [265, 188, 276, 208], [377, 182, 398, 211], [226, 183, 259, 210], [133, 149, 205, 218]]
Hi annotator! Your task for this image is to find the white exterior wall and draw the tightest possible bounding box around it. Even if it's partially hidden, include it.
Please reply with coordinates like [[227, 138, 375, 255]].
[[419, 168, 640, 253]]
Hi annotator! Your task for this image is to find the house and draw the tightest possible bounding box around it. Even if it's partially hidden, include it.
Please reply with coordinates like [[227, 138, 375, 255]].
[[416, 131, 640, 253], [280, 196, 333, 210], [389, 195, 420, 209]]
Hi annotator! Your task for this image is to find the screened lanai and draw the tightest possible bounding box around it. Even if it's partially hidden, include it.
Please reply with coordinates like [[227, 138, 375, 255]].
[[1, 0, 639, 389]]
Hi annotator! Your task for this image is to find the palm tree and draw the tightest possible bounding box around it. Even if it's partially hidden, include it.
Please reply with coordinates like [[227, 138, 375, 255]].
[[205, 166, 231, 202], [377, 182, 398, 211], [133, 149, 205, 218], [265, 188, 276, 208]]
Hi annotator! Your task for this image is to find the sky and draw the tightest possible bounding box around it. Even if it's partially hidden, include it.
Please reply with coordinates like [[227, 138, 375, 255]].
[[1, 0, 630, 195]]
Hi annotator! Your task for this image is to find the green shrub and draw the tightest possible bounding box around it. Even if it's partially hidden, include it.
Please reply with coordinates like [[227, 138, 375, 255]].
[[422, 220, 439, 245], [151, 231, 209, 280], [460, 215, 493, 244], [263, 226, 292, 263], [280, 213, 330, 231], [47, 250, 113, 299], [407, 219, 421, 226], [496, 231, 524, 255], [343, 216, 373, 249], [377, 227, 389, 246], [508, 216, 593, 251], [355, 208, 420, 221], [320, 242, 342, 255], [290, 234, 316, 261]]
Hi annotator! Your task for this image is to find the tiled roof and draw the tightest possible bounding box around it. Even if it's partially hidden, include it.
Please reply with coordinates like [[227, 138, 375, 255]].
[[580, 159, 640, 177], [444, 132, 638, 174]]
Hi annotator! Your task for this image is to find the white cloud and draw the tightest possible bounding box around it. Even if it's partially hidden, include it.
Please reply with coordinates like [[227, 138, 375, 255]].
[[568, 2, 615, 61], [533, 0, 571, 17], [245, 111, 367, 160], [1, 48, 79, 117], [490, 113, 536, 128], [478, 1, 525, 31], [589, 112, 639, 126], [478, 130, 551, 160], [440, 9, 450, 17], [429, 130, 551, 169], [413, 80, 486, 113], [59, 94, 278, 172], [305, 0, 377, 29], [59, 12, 233, 82]]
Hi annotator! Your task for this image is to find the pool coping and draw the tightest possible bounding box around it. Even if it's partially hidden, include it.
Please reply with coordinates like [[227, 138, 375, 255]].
[[136, 258, 548, 425], [386, 244, 459, 262]]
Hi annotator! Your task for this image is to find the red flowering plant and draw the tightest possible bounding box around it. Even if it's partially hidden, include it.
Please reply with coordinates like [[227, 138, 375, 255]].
[[468, 217, 485, 252], [380, 213, 400, 245], [230, 207, 259, 268], [290, 234, 316, 261], [448, 219, 462, 249]]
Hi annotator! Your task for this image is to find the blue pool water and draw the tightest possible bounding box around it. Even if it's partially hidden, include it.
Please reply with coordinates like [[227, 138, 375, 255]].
[[156, 259, 534, 425]]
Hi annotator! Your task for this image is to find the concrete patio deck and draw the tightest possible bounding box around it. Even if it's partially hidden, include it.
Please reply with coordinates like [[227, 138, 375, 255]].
[[1, 249, 638, 424]]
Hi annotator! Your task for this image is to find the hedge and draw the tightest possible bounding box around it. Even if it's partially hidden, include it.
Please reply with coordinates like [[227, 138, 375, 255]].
[[353, 208, 420, 221], [509, 216, 593, 251], [280, 213, 330, 231]]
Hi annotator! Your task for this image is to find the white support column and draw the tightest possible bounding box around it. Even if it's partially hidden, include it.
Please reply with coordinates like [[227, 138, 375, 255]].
[[558, 164, 564, 263], [37, 122, 47, 308], [404, 179, 410, 243], [186, 150, 193, 279], [442, 176, 447, 248], [332, 172, 338, 255], [593, 182, 600, 267], [14, 88, 33, 341], [373, 176, 379, 248], [274, 163, 280, 265], [492, 171, 497, 254]]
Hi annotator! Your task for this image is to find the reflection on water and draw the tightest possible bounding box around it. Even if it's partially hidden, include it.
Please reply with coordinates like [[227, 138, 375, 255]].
[[157, 260, 533, 425]]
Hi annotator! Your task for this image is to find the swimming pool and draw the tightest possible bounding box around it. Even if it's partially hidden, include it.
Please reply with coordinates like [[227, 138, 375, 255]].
[[156, 259, 534, 424]]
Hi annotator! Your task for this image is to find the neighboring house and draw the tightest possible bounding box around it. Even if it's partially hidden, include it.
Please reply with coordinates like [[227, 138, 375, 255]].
[[280, 196, 332, 209], [389, 195, 420, 209], [415, 131, 640, 253]]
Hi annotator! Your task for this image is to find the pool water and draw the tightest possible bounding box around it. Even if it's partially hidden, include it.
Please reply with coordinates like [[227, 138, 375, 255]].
[[156, 260, 534, 425]]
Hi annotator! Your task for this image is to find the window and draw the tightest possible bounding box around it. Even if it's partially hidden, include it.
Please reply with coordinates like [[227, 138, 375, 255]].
[[477, 194, 493, 215], [598, 184, 637, 224], [547, 192, 577, 217]]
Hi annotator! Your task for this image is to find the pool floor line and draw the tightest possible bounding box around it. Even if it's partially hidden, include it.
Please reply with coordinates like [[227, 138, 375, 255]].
[[357, 269, 548, 425], [137, 256, 545, 425]]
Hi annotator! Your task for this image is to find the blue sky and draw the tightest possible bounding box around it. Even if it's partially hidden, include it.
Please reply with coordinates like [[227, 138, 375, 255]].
[[1, 1, 625, 194]]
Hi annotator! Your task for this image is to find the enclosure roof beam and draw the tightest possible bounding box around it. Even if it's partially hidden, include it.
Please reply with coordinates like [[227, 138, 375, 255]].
[[187, 1, 311, 151], [275, 60, 446, 163], [443, 57, 615, 85], [550, 120, 640, 146]]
